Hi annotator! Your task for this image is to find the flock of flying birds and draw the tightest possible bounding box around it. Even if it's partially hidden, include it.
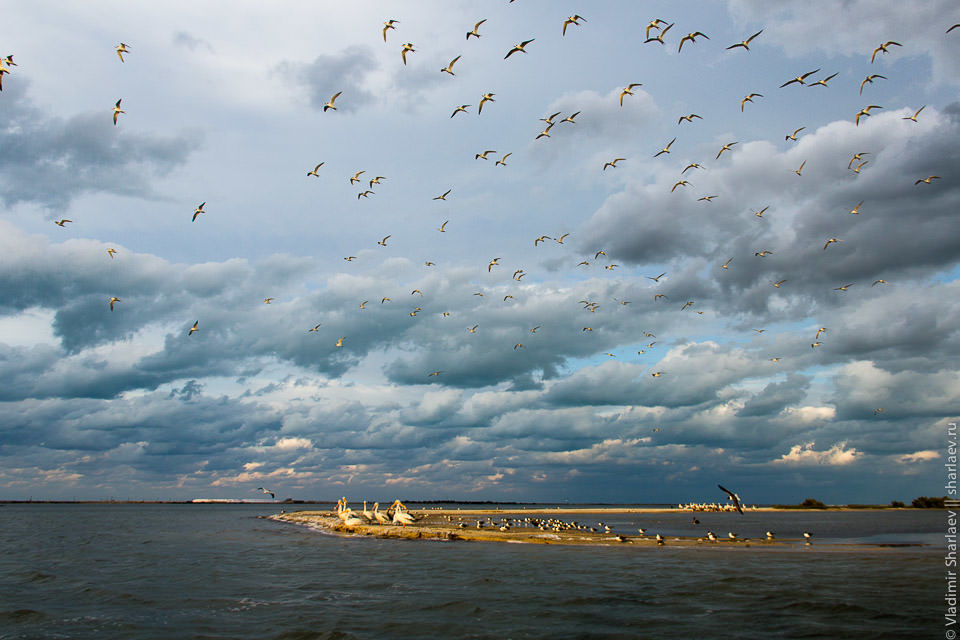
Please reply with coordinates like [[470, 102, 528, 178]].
[[12, 12, 955, 405]]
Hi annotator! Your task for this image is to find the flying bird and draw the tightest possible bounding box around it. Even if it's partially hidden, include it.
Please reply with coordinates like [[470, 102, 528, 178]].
[[400, 42, 415, 64], [915, 176, 940, 185], [773, 279, 787, 288], [619, 83, 643, 107], [335, 337, 345, 347], [450, 104, 470, 118], [323, 91, 342, 112], [188, 321, 199, 335], [653, 137, 676, 157], [727, 30, 763, 50], [116, 42, 130, 62], [948, 24, 960, 33], [754, 250, 773, 257], [671, 180, 690, 192], [478, 93, 496, 113], [440, 55, 461, 75], [106, 248, 117, 258], [487, 257, 500, 272], [794, 161, 806, 176], [377, 235, 391, 246], [808, 72, 838, 88], [192, 202, 206, 222], [263, 298, 274, 304], [475, 149, 496, 160], [307, 163, 324, 177], [562, 15, 586, 36], [872, 279, 887, 286], [834, 283, 853, 291], [108, 297, 120, 311], [645, 19, 668, 40], [721, 258, 732, 269], [678, 113, 702, 124], [859, 74, 887, 94], [647, 273, 666, 282], [560, 112, 580, 124], [740, 93, 763, 111], [383, 19, 399, 42], [785, 127, 805, 141], [496, 152, 512, 166], [112, 99, 124, 125], [823, 237, 842, 250], [855, 105, 882, 125], [871, 41, 901, 63], [852, 160, 868, 174], [643, 22, 674, 45], [848, 152, 869, 169], [753, 206, 770, 217], [779, 68, 820, 88], [54, 219, 72, 227], [433, 189, 452, 200], [466, 19, 486, 40], [603, 158, 625, 170], [256, 487, 276, 499], [716, 142, 737, 159], [902, 105, 925, 122], [718, 485, 744, 514], [504, 39, 535, 59], [438, 220, 448, 232], [681, 163, 702, 174], [681, 301, 694, 311], [850, 201, 864, 214], [678, 31, 709, 52], [698, 195, 718, 202]]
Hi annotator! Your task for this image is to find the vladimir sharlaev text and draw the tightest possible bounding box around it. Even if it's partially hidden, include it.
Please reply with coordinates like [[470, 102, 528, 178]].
[[946, 422, 960, 636]]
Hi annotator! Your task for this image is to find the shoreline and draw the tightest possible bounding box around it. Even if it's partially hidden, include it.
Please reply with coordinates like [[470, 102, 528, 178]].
[[268, 509, 928, 550]]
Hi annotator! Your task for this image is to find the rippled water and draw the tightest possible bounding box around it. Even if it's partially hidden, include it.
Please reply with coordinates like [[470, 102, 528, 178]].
[[0, 504, 942, 639]]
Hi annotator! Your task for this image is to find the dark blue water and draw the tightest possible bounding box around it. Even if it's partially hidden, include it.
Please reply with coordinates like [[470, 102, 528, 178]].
[[0, 504, 942, 639]]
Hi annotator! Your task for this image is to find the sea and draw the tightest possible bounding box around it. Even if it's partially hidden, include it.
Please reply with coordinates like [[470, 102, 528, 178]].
[[0, 503, 943, 639]]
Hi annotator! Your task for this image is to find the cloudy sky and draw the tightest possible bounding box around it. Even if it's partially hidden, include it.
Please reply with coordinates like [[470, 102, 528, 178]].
[[1, 0, 958, 503]]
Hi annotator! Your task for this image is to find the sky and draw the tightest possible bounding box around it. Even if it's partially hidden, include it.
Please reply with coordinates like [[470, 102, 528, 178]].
[[1, 0, 958, 503]]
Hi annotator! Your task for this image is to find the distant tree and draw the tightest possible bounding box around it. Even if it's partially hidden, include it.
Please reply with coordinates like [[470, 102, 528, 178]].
[[890, 500, 905, 508], [911, 496, 946, 508], [800, 498, 827, 509]]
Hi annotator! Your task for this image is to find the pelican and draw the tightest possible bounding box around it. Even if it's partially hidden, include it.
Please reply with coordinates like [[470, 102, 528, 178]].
[[770, 357, 781, 362], [360, 300, 368, 309], [915, 176, 941, 185], [871, 41, 901, 63], [560, 112, 580, 124], [807, 72, 838, 88], [373, 503, 389, 524], [513, 343, 524, 350], [727, 29, 762, 50], [344, 256, 356, 262], [647, 272, 666, 282], [852, 160, 868, 174], [850, 201, 864, 215], [451, 104, 470, 118], [478, 93, 495, 113], [773, 279, 787, 288], [740, 93, 762, 111], [794, 161, 806, 176], [369, 176, 385, 187], [257, 487, 276, 499], [323, 91, 342, 112], [116, 42, 130, 62], [307, 163, 324, 177], [382, 19, 399, 42], [823, 237, 841, 250], [721, 257, 732, 269], [468, 324, 478, 333], [718, 484, 744, 514], [335, 337, 345, 347], [653, 137, 676, 157], [654, 294, 667, 301], [753, 205, 770, 217], [263, 298, 274, 304], [678, 31, 709, 52], [779, 68, 820, 88], [357, 190, 373, 199], [475, 149, 496, 160], [108, 297, 120, 311], [949, 24, 960, 33], [785, 127, 805, 141], [754, 250, 772, 257], [381, 298, 390, 303], [815, 327, 827, 339], [651, 371, 662, 377], [504, 39, 535, 59], [106, 248, 117, 258], [834, 283, 853, 291], [678, 113, 702, 125], [562, 15, 586, 36], [440, 55, 460, 75], [872, 279, 887, 286], [680, 301, 694, 310], [54, 219, 72, 227], [438, 220, 448, 232], [902, 105, 925, 122], [112, 99, 124, 125], [361, 501, 373, 521], [433, 189, 452, 200], [681, 163, 702, 174], [699, 195, 718, 202], [535, 123, 554, 139], [603, 158, 625, 170], [400, 42, 415, 65], [619, 83, 643, 106], [671, 180, 690, 192], [466, 19, 486, 40], [496, 152, 512, 166], [716, 141, 737, 159], [188, 321, 199, 336], [859, 74, 886, 95], [309, 323, 321, 332], [644, 22, 674, 45], [378, 235, 390, 247], [488, 257, 500, 272]]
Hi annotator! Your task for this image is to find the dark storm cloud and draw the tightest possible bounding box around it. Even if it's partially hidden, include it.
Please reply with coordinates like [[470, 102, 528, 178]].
[[280, 46, 380, 113], [0, 82, 201, 210]]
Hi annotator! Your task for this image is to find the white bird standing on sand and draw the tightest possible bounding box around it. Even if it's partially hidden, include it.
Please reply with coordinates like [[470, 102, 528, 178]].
[[391, 500, 416, 527], [373, 502, 389, 525]]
